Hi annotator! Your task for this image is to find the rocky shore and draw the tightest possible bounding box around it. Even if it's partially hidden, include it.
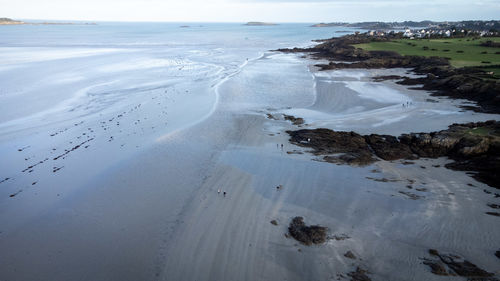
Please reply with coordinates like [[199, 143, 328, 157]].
[[277, 34, 500, 113], [287, 120, 500, 188]]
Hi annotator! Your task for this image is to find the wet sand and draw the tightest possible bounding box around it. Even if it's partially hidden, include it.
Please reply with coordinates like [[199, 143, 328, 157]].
[[1, 52, 500, 281]]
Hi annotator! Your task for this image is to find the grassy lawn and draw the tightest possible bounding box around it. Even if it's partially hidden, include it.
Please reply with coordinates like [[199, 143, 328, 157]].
[[466, 127, 493, 136], [466, 126, 500, 137], [355, 37, 500, 74]]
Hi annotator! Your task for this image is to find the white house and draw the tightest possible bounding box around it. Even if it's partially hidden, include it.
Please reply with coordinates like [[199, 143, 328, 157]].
[[403, 29, 413, 37]]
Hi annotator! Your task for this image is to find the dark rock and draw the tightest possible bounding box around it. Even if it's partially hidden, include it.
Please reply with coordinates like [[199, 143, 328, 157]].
[[486, 212, 500, 217], [423, 259, 449, 275], [424, 249, 496, 278], [287, 129, 376, 166], [344, 251, 356, 259], [330, 234, 350, 241], [364, 134, 414, 160], [495, 250, 500, 259], [429, 249, 439, 256], [399, 132, 459, 158], [323, 151, 375, 166], [266, 113, 277, 120], [287, 216, 327, 246], [347, 267, 371, 281], [399, 191, 423, 200], [270, 220, 278, 226], [366, 177, 399, 182], [372, 75, 404, 82], [283, 114, 304, 125]]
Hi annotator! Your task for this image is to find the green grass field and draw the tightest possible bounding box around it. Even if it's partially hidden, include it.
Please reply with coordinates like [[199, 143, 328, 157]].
[[466, 126, 500, 137], [355, 37, 500, 73], [466, 127, 494, 136]]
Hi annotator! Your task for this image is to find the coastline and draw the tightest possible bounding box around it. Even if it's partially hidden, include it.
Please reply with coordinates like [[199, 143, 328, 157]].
[[278, 33, 500, 189], [1, 29, 500, 281], [278, 33, 500, 114]]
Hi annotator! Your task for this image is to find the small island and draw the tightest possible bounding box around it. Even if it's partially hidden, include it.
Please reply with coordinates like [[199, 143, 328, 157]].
[[244, 21, 278, 26]]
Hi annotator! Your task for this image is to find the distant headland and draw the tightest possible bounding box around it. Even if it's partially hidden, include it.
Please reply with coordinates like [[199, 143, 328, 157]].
[[311, 20, 500, 31], [0, 17, 97, 26], [0, 18, 24, 25], [244, 22, 278, 26]]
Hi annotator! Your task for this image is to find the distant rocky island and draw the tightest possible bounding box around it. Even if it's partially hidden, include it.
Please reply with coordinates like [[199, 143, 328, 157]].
[[244, 22, 277, 26], [0, 17, 96, 25]]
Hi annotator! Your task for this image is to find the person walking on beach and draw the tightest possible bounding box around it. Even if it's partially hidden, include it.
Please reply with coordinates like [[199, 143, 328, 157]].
[[223, 191, 226, 197], [281, 144, 283, 150], [218, 189, 221, 194]]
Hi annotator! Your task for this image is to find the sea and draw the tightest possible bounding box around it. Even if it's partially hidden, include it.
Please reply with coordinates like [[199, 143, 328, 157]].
[[0, 22, 354, 125], [0, 22, 355, 203]]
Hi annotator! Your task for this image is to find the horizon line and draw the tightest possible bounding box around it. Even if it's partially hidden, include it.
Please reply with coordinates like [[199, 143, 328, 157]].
[[7, 17, 500, 25]]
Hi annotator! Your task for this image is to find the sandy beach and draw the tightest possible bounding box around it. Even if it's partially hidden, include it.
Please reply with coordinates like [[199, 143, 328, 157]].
[[1, 42, 500, 281]]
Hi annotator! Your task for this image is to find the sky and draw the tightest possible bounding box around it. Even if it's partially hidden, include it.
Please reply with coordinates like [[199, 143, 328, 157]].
[[1, 0, 499, 23]]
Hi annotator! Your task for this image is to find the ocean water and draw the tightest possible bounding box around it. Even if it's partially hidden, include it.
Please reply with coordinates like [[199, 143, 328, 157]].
[[0, 22, 353, 126], [0, 22, 354, 203]]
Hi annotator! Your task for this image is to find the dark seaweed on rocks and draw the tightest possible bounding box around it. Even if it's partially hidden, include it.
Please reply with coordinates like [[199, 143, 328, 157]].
[[287, 121, 500, 188], [365, 134, 415, 160], [283, 114, 304, 126], [287, 217, 327, 246], [424, 249, 497, 280], [287, 129, 375, 166], [347, 267, 372, 281]]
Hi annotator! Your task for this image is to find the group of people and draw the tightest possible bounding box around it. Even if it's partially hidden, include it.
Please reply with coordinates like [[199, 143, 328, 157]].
[[402, 101, 413, 108], [217, 189, 226, 197]]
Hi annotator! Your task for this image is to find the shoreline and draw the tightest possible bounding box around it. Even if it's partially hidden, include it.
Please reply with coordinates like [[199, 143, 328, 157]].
[[1, 32, 500, 280], [277, 33, 500, 114], [276, 33, 500, 189]]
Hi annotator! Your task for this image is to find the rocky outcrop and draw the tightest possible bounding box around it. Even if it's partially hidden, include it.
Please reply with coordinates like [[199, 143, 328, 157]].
[[283, 114, 304, 125], [398, 68, 500, 113], [288, 217, 327, 246], [287, 128, 376, 166], [365, 134, 415, 160], [347, 267, 372, 281], [287, 121, 500, 188], [423, 249, 497, 279]]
